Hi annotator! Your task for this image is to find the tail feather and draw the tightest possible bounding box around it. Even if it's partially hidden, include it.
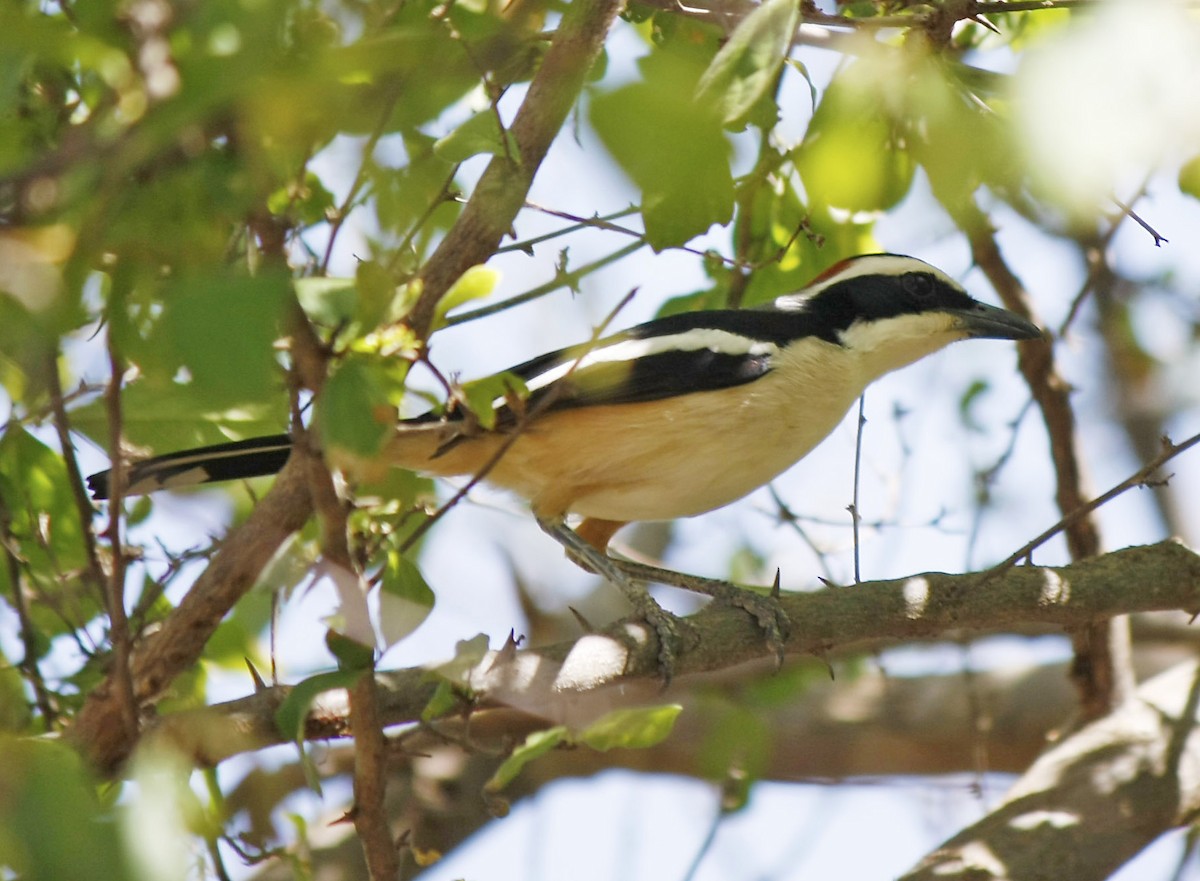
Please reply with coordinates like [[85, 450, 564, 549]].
[[87, 434, 294, 500]]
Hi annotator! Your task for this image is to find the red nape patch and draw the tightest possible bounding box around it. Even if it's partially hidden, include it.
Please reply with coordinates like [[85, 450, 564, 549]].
[[806, 256, 861, 286]]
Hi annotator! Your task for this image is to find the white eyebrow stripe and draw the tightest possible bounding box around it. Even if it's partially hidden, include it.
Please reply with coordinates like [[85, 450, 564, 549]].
[[523, 329, 781, 393], [774, 255, 963, 310]]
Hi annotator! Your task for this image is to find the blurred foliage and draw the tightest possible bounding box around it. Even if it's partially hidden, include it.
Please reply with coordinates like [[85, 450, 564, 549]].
[[0, 0, 1195, 877]]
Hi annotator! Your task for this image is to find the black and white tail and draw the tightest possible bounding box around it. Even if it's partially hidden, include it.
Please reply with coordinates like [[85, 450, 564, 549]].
[[87, 434, 294, 500]]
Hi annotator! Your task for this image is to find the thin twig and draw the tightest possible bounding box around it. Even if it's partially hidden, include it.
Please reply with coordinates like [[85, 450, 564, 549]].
[[0, 501, 56, 725], [446, 240, 644, 327], [992, 431, 1200, 572], [321, 89, 402, 273], [495, 205, 641, 255], [44, 352, 106, 599], [1111, 196, 1168, 248], [850, 394, 867, 584], [103, 331, 138, 740]]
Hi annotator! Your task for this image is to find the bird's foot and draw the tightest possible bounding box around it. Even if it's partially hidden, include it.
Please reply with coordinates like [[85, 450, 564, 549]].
[[536, 517, 695, 682], [613, 560, 790, 669]]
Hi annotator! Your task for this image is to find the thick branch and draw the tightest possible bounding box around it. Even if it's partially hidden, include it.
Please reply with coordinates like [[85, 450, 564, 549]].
[[904, 659, 1200, 881], [69, 458, 314, 774], [967, 215, 1131, 722], [405, 0, 626, 338], [152, 540, 1200, 769]]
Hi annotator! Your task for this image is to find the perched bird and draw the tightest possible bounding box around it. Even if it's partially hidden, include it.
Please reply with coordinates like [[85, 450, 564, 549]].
[[88, 254, 1040, 661]]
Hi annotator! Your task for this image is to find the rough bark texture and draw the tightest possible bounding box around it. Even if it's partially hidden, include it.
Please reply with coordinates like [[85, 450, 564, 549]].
[[152, 541, 1200, 770], [904, 660, 1200, 881]]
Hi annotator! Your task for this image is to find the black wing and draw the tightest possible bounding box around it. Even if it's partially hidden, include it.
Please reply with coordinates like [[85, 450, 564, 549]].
[[508, 307, 821, 411]]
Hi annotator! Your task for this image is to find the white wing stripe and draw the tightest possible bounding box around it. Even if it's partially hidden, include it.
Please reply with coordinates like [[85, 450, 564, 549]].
[[523, 330, 781, 393]]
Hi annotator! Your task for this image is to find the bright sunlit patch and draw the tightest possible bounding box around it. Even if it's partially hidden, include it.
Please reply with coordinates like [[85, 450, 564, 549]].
[[1009, 810, 1081, 831], [556, 634, 631, 690], [1039, 569, 1070, 606], [1015, 0, 1200, 217], [902, 576, 930, 618]]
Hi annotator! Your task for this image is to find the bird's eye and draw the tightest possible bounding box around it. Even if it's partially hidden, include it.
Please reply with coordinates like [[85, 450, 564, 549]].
[[902, 273, 935, 300]]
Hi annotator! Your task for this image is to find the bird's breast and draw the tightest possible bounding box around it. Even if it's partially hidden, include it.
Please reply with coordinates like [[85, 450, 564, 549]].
[[488, 338, 865, 522]]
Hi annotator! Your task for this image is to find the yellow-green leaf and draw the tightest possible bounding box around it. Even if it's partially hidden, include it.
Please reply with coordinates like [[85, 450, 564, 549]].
[[577, 704, 682, 752]]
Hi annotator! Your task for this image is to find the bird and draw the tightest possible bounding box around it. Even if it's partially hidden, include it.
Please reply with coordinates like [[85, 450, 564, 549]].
[[87, 253, 1041, 664]]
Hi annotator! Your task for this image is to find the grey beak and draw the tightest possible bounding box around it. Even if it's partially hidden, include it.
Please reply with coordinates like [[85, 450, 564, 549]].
[[952, 301, 1043, 341]]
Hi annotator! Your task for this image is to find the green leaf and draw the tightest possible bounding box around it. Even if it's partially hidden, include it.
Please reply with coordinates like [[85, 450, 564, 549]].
[[458, 371, 527, 430], [355, 259, 399, 331], [484, 727, 569, 793], [274, 668, 364, 744], [377, 551, 435, 649], [694, 0, 800, 129], [316, 354, 398, 458], [325, 629, 376, 670], [1180, 154, 1200, 202], [795, 64, 915, 213], [0, 664, 32, 733], [267, 170, 335, 227], [577, 704, 682, 752], [294, 277, 358, 328], [125, 271, 290, 412], [421, 680, 459, 722], [434, 265, 500, 327], [590, 51, 734, 250], [0, 737, 129, 879], [958, 378, 990, 433], [434, 110, 520, 163], [0, 428, 91, 634]]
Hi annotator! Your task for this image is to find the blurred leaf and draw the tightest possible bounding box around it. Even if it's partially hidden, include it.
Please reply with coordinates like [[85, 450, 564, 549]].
[[316, 353, 400, 458], [274, 668, 363, 745], [655, 287, 726, 318], [698, 701, 772, 782], [434, 110, 520, 163], [325, 628, 376, 670], [796, 63, 915, 213], [695, 0, 799, 130], [485, 727, 569, 793], [69, 380, 288, 456], [577, 704, 682, 752], [0, 664, 32, 732], [1180, 154, 1200, 202], [458, 371, 527, 430], [0, 737, 129, 880], [421, 680, 459, 721], [155, 273, 289, 403], [428, 633, 490, 683], [356, 259, 399, 331], [267, 170, 335, 228], [958, 378, 990, 433], [590, 50, 734, 250], [377, 551, 435, 649], [435, 265, 500, 327], [0, 428, 92, 637], [735, 185, 877, 307], [370, 135, 461, 245], [294, 277, 359, 328], [0, 294, 55, 404], [123, 744, 200, 881]]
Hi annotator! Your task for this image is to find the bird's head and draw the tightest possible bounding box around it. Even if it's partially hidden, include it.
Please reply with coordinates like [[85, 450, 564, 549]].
[[776, 253, 1042, 379]]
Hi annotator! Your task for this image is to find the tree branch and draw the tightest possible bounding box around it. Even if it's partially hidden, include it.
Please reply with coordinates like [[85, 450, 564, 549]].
[[149, 540, 1200, 770], [966, 212, 1132, 723], [904, 659, 1200, 881], [404, 0, 626, 339]]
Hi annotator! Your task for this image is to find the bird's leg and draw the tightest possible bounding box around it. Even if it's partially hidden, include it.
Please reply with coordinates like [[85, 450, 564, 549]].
[[610, 558, 790, 669], [536, 516, 693, 680]]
